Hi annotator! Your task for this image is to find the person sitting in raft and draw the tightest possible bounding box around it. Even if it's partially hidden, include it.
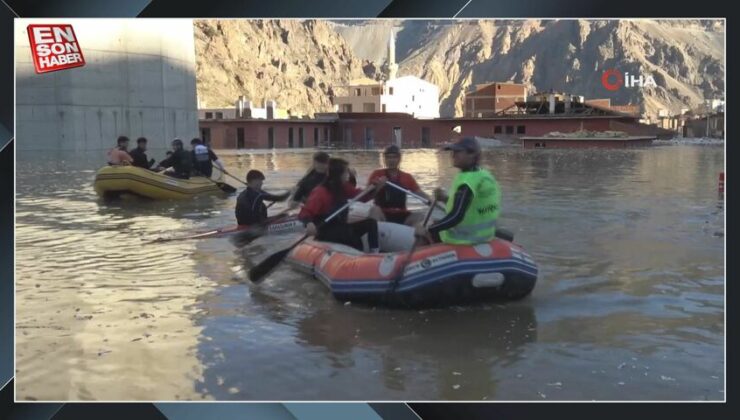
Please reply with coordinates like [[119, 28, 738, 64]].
[[107, 136, 133, 166], [155, 139, 192, 179], [235, 170, 292, 226], [288, 152, 358, 208], [367, 145, 432, 225], [129, 137, 156, 169], [299, 158, 384, 253], [190, 138, 213, 178], [414, 137, 501, 245], [204, 138, 226, 178]]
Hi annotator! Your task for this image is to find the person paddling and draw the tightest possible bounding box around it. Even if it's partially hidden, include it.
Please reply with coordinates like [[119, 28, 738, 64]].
[[235, 170, 291, 226], [191, 138, 212, 178], [289, 152, 358, 209], [367, 145, 432, 225], [299, 158, 384, 253], [129, 137, 155, 169], [415, 137, 501, 245], [107, 136, 133, 166], [155, 139, 192, 179]]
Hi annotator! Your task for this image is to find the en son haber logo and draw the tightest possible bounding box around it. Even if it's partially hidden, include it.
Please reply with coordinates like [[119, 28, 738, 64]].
[[27, 24, 86, 74]]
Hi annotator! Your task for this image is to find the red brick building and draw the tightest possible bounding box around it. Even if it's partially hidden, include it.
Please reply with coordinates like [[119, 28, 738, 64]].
[[463, 83, 528, 117], [200, 107, 672, 150], [585, 99, 641, 117]]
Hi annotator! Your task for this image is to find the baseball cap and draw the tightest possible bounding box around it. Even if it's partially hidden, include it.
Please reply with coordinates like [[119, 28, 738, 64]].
[[442, 137, 481, 154]]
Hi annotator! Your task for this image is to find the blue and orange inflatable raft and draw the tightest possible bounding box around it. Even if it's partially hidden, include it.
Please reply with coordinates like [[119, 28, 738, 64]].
[[285, 229, 538, 307]]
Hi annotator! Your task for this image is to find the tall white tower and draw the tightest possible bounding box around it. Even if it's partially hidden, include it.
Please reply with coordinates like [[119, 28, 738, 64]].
[[388, 28, 398, 80]]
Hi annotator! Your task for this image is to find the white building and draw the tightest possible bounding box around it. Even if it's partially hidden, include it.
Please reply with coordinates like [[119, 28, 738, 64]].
[[332, 30, 440, 119], [382, 76, 440, 118], [198, 97, 289, 120]]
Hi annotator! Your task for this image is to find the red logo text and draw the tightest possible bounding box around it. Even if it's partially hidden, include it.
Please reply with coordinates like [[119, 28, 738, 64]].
[[27, 24, 85, 74]]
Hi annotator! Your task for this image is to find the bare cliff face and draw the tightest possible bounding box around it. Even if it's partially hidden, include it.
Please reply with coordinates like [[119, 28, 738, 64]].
[[195, 19, 724, 118], [194, 20, 368, 116]]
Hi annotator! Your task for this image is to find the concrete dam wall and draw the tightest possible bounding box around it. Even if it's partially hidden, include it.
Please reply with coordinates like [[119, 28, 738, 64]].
[[15, 19, 198, 151]]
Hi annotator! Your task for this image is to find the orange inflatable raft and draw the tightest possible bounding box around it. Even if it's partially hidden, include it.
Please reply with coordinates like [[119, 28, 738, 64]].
[[285, 229, 538, 307]]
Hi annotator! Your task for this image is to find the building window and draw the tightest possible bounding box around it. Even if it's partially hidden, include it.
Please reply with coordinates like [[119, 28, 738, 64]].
[[505, 125, 514, 134], [389, 87, 394, 95], [324, 127, 330, 144], [288, 127, 294, 148], [365, 127, 374, 149], [341, 104, 353, 113], [216, 112, 223, 119], [268, 127, 275, 148], [494, 126, 502, 134], [298, 127, 304, 148], [343, 127, 352, 147], [392, 127, 402, 147], [412, 95, 415, 102], [372, 87, 381, 95], [201, 127, 211, 144], [421, 127, 431, 148], [205, 112, 213, 119], [314, 127, 319, 147], [363, 103, 375, 112], [517, 125, 526, 134], [237, 127, 244, 149], [355, 88, 362, 96], [382, 104, 387, 112]]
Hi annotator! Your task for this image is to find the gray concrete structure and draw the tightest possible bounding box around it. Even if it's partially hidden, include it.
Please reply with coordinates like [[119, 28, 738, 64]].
[[15, 19, 198, 151]]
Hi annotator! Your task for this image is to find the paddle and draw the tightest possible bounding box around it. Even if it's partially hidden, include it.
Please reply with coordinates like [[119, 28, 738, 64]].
[[208, 178, 237, 194], [385, 181, 446, 212], [248, 185, 376, 284], [216, 166, 248, 186], [148, 226, 230, 244], [389, 198, 438, 294]]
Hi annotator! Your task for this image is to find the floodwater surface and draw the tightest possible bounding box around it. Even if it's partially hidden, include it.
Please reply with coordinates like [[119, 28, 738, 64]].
[[15, 144, 724, 400]]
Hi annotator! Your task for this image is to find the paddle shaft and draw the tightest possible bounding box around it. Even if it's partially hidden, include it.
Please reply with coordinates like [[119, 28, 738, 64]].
[[216, 165, 293, 204], [389, 198, 438, 293], [385, 181, 446, 211], [248, 185, 376, 283], [218, 166, 247, 186]]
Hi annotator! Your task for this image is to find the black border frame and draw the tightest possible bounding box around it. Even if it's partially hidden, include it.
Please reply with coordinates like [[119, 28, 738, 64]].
[[2, 1, 734, 418]]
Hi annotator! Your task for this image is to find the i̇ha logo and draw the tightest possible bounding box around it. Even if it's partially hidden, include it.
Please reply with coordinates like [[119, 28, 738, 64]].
[[601, 68, 656, 91], [27, 24, 85, 74]]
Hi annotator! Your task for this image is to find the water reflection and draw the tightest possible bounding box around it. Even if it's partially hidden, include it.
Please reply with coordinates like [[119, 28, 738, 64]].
[[16, 145, 724, 400]]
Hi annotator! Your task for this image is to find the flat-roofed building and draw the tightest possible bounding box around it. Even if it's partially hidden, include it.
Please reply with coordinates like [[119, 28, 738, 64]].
[[464, 82, 528, 117]]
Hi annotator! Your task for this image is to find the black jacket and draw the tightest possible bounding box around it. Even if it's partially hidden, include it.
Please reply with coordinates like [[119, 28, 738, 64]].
[[158, 149, 192, 178], [292, 170, 356, 203], [236, 187, 290, 225], [129, 147, 150, 169]]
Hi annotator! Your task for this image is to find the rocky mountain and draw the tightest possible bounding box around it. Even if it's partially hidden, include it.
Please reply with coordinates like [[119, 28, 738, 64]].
[[194, 19, 725, 118], [194, 20, 369, 116]]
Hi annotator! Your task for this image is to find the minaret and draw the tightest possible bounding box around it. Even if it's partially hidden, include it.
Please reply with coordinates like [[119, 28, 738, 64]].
[[388, 28, 398, 80]]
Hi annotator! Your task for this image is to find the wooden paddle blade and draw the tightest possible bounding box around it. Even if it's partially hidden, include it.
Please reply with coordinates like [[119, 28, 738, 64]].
[[217, 182, 237, 194], [248, 248, 292, 283]]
